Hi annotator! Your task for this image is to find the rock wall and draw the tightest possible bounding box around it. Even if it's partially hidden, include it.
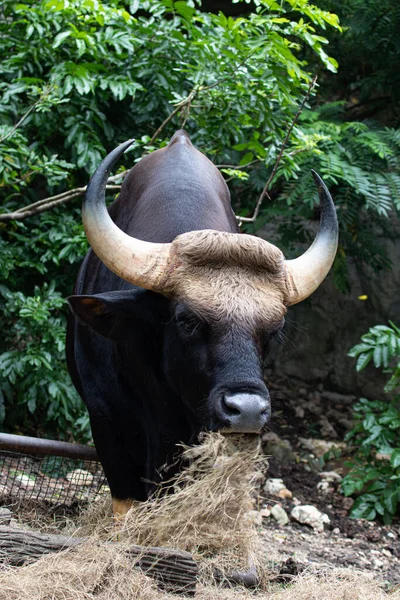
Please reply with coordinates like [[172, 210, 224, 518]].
[[269, 222, 400, 398]]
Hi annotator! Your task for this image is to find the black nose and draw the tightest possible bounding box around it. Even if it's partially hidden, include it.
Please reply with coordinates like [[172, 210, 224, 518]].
[[219, 392, 270, 433]]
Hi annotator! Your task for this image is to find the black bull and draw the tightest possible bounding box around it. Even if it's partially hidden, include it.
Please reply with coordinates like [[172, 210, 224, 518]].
[[66, 130, 338, 514]]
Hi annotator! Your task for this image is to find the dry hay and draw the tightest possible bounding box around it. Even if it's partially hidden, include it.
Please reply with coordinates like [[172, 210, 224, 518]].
[[0, 433, 398, 600], [194, 570, 400, 600], [267, 569, 400, 600], [0, 433, 267, 598], [118, 431, 266, 576], [0, 543, 159, 600]]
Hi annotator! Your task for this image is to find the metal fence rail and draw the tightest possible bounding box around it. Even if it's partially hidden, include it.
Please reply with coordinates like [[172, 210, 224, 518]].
[[0, 433, 108, 505]]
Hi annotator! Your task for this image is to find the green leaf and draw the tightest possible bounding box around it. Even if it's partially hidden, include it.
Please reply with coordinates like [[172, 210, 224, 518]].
[[348, 343, 374, 357], [390, 449, 400, 469], [239, 152, 254, 166], [52, 30, 72, 49], [383, 491, 398, 515], [356, 351, 373, 372], [350, 501, 376, 521]]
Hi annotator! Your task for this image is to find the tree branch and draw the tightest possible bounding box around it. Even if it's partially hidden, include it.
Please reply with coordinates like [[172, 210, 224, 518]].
[[0, 55, 303, 224], [237, 75, 318, 224], [0, 185, 121, 222], [149, 90, 196, 145], [0, 89, 52, 144]]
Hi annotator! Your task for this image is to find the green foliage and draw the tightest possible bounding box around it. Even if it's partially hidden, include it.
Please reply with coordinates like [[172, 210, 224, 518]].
[[342, 324, 400, 523], [0, 206, 90, 439], [317, 0, 400, 113], [348, 323, 400, 392], [1, 0, 339, 205], [259, 104, 400, 291], [0, 0, 341, 439], [0, 281, 90, 440]]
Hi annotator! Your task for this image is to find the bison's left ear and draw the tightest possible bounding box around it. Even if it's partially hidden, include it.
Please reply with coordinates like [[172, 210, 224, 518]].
[[67, 289, 165, 342]]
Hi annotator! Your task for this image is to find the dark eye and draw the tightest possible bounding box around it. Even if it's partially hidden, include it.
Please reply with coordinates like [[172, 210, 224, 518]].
[[176, 310, 203, 336]]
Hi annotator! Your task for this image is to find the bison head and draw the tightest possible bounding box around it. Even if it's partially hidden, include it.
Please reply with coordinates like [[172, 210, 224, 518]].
[[69, 138, 337, 436]]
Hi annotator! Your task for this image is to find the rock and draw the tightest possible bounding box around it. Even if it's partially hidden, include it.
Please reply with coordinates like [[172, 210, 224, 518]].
[[276, 558, 301, 582], [292, 497, 301, 506], [298, 438, 345, 458], [320, 471, 343, 482], [0, 508, 12, 525], [342, 497, 355, 511], [333, 527, 340, 534], [338, 417, 354, 431], [290, 505, 330, 532], [326, 408, 345, 422], [295, 406, 305, 418], [321, 391, 356, 405], [260, 507, 271, 518], [372, 558, 385, 569], [264, 478, 286, 496], [262, 432, 296, 464], [65, 469, 94, 486], [15, 474, 35, 488], [306, 402, 323, 416], [309, 391, 321, 404], [277, 488, 293, 500], [320, 416, 338, 438], [271, 504, 289, 526], [317, 481, 331, 494]]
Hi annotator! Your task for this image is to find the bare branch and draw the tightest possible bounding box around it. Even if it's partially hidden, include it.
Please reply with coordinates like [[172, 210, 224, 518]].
[[149, 91, 196, 145], [0, 185, 121, 222], [217, 160, 260, 170], [0, 89, 52, 144], [237, 76, 318, 224]]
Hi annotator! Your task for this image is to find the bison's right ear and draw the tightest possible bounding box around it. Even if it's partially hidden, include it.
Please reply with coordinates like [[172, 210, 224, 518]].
[[67, 289, 165, 342]]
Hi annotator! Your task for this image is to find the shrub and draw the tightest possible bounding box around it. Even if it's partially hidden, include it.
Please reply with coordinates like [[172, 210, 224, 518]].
[[341, 323, 400, 523]]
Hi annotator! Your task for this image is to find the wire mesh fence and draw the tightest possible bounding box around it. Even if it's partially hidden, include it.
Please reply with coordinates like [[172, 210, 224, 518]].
[[0, 434, 108, 506]]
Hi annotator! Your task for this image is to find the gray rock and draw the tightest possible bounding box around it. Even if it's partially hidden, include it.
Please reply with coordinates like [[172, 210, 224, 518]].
[[262, 432, 296, 464], [244, 510, 263, 527], [15, 474, 35, 488], [319, 416, 338, 439], [321, 391, 356, 405], [264, 478, 286, 496], [271, 504, 289, 526], [290, 505, 330, 532], [320, 471, 343, 482], [66, 469, 94, 486], [298, 438, 345, 457], [317, 481, 331, 494]]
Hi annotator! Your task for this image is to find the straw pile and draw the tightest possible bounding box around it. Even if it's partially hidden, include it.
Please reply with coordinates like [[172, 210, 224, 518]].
[[0, 432, 266, 598], [0, 432, 398, 599]]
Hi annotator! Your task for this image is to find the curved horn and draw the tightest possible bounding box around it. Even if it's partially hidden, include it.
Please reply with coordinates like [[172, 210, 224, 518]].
[[285, 171, 338, 305], [83, 140, 171, 291]]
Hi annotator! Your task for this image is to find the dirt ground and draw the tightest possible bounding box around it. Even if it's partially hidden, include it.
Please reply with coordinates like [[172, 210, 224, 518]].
[[1, 373, 399, 594], [259, 372, 400, 590]]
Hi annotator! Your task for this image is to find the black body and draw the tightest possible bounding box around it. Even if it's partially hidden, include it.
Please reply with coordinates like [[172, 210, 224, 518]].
[[67, 131, 276, 502]]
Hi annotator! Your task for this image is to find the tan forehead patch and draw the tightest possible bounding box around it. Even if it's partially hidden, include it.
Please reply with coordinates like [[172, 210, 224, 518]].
[[164, 230, 288, 327]]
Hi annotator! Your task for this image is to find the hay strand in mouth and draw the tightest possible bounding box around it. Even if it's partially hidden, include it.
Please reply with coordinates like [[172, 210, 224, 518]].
[[119, 433, 265, 562]]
